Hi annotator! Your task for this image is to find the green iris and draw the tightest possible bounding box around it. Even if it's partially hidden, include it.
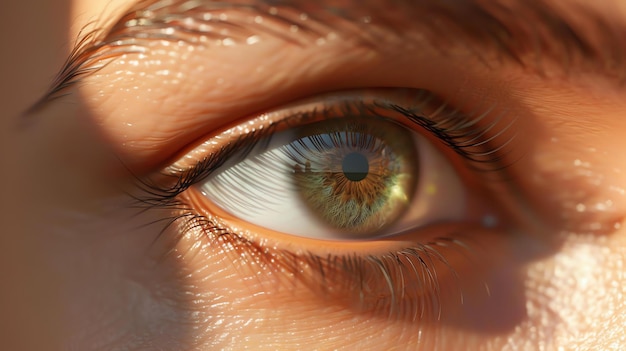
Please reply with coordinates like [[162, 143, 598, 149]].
[[285, 118, 417, 236]]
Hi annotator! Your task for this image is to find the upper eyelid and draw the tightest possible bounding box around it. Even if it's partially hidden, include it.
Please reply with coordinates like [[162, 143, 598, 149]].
[[156, 90, 517, 197], [26, 0, 626, 115]]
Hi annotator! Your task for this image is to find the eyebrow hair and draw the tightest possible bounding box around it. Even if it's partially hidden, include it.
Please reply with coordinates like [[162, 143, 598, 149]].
[[27, 0, 626, 113]]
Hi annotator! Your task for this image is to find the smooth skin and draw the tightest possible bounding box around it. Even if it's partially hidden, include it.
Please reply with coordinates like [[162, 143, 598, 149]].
[[1, 0, 626, 350]]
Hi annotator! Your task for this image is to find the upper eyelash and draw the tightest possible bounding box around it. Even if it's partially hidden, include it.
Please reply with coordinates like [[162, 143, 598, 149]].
[[131, 129, 272, 209], [386, 102, 518, 173], [132, 93, 513, 209]]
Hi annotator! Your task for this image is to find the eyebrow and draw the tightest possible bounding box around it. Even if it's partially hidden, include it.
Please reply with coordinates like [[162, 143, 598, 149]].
[[28, 0, 626, 113]]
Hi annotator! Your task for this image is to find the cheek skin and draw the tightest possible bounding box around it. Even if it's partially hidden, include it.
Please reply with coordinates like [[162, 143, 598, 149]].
[[512, 83, 626, 236], [31, 210, 195, 350], [169, 212, 626, 350], [3, 95, 198, 350], [520, 100, 626, 347], [492, 81, 626, 348], [522, 233, 626, 350]]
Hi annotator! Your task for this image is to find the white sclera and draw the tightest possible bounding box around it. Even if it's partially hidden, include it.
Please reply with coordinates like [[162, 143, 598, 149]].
[[198, 129, 466, 240]]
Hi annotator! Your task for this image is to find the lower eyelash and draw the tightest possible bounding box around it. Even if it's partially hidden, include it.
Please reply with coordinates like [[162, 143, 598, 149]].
[[160, 202, 481, 322]]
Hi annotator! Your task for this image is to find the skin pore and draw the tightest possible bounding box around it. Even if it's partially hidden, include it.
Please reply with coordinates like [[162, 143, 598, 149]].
[[1, 0, 626, 350]]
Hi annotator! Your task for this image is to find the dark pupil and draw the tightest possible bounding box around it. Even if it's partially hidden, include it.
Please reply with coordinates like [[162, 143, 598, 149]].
[[342, 152, 369, 182]]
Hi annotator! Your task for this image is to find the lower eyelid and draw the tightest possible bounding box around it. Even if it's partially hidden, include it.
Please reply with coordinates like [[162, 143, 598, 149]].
[[172, 196, 514, 321]]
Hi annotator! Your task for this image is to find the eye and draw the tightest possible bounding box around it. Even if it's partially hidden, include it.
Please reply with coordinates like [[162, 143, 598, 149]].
[[198, 108, 466, 240], [171, 89, 505, 243]]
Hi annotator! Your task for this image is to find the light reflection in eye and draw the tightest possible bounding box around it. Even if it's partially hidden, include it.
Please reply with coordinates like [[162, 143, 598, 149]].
[[198, 115, 468, 240]]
